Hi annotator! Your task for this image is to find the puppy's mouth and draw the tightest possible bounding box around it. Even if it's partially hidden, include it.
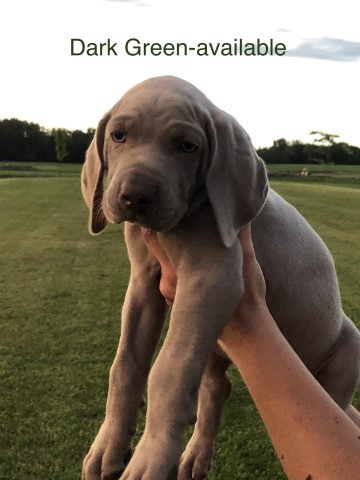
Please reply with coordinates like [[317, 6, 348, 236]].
[[103, 170, 191, 231], [103, 198, 186, 232]]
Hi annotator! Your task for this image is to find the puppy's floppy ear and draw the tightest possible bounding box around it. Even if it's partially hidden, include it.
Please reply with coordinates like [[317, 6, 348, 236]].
[[81, 113, 111, 235], [205, 110, 268, 248]]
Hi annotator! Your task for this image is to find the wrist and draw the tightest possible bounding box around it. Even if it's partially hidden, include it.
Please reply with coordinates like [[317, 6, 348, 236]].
[[219, 306, 275, 353]]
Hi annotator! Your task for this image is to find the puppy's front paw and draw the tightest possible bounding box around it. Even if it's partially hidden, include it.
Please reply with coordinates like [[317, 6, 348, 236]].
[[82, 421, 131, 480], [120, 433, 179, 480], [178, 439, 213, 480]]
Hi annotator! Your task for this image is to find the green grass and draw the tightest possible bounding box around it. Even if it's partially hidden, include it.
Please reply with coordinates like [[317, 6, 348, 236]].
[[266, 163, 360, 188], [1, 163, 359, 480], [0, 161, 81, 178]]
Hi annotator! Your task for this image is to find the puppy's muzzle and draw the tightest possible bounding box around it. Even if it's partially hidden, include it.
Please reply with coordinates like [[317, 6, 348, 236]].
[[118, 174, 159, 222]]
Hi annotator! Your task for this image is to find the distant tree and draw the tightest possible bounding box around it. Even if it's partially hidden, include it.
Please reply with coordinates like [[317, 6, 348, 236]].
[[261, 138, 290, 164], [66, 128, 94, 163], [287, 140, 308, 164], [309, 131, 340, 146], [309, 131, 342, 164], [303, 143, 326, 164], [273, 138, 288, 150], [51, 129, 69, 162], [349, 145, 360, 165], [328, 142, 353, 165], [0, 118, 55, 162]]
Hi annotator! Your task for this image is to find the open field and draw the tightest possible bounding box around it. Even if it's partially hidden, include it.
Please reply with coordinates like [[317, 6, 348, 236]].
[[266, 163, 360, 188], [1, 163, 359, 479], [0, 161, 81, 178], [1, 162, 360, 186]]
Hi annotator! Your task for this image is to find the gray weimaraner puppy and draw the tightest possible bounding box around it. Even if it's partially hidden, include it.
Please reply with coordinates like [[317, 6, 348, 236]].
[[81, 75, 360, 480]]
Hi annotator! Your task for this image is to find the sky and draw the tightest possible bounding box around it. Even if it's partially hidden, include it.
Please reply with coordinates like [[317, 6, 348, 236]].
[[1, 0, 359, 148]]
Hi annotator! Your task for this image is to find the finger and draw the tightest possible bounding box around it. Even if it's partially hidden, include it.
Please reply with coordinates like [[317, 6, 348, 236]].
[[238, 223, 255, 257], [144, 233, 169, 265]]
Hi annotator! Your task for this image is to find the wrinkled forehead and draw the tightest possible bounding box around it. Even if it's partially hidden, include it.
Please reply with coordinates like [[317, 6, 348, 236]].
[[109, 76, 213, 126]]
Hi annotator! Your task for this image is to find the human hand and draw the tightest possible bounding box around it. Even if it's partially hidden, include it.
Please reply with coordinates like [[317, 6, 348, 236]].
[[142, 228, 177, 306], [219, 223, 268, 347], [143, 224, 268, 330]]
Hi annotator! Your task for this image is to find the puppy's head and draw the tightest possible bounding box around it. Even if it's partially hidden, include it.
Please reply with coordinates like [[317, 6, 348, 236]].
[[81, 75, 268, 247]]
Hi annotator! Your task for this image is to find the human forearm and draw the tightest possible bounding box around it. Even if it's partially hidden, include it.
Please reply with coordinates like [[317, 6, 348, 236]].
[[219, 311, 360, 480]]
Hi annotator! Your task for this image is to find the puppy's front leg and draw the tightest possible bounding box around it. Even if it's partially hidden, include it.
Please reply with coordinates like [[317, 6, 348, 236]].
[[122, 218, 243, 479], [82, 224, 167, 480]]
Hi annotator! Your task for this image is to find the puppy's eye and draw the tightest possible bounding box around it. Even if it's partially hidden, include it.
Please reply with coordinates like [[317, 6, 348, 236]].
[[180, 141, 198, 153], [111, 131, 126, 143]]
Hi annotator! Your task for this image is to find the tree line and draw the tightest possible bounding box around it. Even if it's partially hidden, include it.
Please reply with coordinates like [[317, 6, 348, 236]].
[[0, 118, 94, 164], [258, 133, 360, 165], [0, 118, 359, 165]]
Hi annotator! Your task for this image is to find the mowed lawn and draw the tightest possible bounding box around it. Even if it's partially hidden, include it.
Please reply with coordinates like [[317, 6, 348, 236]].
[[0, 164, 359, 480]]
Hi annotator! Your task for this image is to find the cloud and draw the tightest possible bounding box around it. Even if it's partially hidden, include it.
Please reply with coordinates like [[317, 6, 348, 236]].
[[287, 37, 360, 62]]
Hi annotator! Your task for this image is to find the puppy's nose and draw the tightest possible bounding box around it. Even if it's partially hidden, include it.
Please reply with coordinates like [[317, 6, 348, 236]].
[[119, 181, 157, 212], [120, 191, 152, 208]]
